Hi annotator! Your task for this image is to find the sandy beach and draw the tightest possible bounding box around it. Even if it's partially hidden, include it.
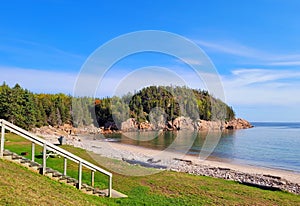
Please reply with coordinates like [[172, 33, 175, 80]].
[[65, 136, 300, 185]]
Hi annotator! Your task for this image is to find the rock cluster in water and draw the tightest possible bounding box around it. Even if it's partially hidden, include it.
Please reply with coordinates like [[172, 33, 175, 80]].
[[170, 160, 300, 195]]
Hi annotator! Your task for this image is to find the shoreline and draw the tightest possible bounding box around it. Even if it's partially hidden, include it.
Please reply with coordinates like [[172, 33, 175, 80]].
[[65, 136, 300, 185], [98, 135, 300, 179], [40, 133, 300, 194]]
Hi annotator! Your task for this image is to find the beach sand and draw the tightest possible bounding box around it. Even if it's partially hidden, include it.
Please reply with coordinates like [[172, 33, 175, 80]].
[[68, 136, 300, 184]]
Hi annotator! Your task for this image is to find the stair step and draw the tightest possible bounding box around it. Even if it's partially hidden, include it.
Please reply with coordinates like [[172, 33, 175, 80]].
[[93, 189, 107, 196], [59, 175, 69, 181], [45, 168, 56, 174], [52, 172, 63, 178], [67, 178, 78, 184], [20, 159, 32, 164], [3, 150, 13, 156], [29, 162, 41, 167], [101, 189, 128, 198], [82, 184, 94, 191], [12, 155, 23, 160], [1, 147, 125, 198]]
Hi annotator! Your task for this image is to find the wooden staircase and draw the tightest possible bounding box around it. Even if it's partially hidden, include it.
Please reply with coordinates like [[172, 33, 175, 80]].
[[2, 149, 109, 196], [0, 119, 127, 198]]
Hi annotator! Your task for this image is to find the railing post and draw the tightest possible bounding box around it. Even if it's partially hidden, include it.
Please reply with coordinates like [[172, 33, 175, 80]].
[[91, 170, 95, 187], [63, 158, 67, 176], [78, 161, 82, 189], [42, 143, 47, 175], [0, 120, 115, 198], [0, 123, 5, 158], [31, 142, 35, 161], [108, 175, 112, 197]]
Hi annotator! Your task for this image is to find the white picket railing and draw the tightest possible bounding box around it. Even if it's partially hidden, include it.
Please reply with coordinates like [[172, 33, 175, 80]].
[[0, 119, 112, 197]]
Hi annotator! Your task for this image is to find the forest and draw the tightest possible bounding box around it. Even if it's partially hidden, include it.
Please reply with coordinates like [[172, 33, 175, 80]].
[[0, 83, 235, 130]]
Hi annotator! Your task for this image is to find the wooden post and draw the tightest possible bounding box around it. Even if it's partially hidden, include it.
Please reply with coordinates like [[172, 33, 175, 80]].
[[78, 161, 82, 189], [91, 170, 95, 187], [63, 158, 67, 176], [0, 124, 5, 158], [42, 143, 47, 175], [31, 142, 35, 161]]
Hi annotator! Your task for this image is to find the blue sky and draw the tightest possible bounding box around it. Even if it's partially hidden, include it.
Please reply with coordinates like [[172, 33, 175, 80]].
[[1, 0, 300, 122]]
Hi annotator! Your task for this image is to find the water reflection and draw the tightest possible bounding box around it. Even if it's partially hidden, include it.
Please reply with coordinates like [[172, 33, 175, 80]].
[[103, 130, 235, 159], [210, 130, 236, 159], [100, 123, 300, 172]]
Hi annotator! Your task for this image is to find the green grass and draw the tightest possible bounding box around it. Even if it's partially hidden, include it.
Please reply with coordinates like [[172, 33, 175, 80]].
[[2, 132, 300, 205], [0, 158, 105, 206]]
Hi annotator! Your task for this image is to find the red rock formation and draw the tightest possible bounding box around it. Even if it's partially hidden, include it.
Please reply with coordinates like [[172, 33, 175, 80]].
[[225, 118, 253, 130]]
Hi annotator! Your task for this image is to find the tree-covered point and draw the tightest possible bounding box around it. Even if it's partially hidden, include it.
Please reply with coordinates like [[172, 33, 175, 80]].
[[0, 83, 235, 130], [128, 86, 235, 122], [94, 86, 235, 128]]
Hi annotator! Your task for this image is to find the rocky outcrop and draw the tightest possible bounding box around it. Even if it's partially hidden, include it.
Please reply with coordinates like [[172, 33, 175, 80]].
[[121, 118, 139, 132], [31, 124, 102, 143], [104, 121, 118, 131], [33, 117, 253, 138], [121, 119, 156, 131], [225, 118, 253, 130], [195, 119, 224, 130], [167, 117, 252, 131], [119, 117, 253, 132], [171, 117, 195, 130], [139, 121, 153, 131]]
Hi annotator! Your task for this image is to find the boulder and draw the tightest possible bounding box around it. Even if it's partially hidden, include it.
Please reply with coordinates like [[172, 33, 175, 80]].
[[139, 121, 153, 131], [196, 119, 224, 130], [172, 117, 195, 130], [121, 118, 138, 131], [225, 118, 253, 130]]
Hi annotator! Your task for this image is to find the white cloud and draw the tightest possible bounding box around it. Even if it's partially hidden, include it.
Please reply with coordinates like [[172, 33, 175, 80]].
[[196, 39, 300, 66], [196, 40, 265, 59], [0, 37, 86, 70], [0, 66, 77, 94], [222, 68, 300, 106], [268, 61, 300, 66]]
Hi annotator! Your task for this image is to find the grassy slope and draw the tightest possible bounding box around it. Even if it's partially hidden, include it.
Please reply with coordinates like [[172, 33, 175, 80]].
[[2, 133, 300, 206], [0, 158, 105, 206]]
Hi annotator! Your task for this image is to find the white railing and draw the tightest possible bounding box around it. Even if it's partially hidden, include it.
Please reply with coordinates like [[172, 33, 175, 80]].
[[0, 119, 112, 197]]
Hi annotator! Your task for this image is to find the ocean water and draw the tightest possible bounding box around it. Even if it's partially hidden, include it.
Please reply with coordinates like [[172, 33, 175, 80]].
[[209, 122, 300, 172], [104, 122, 300, 172]]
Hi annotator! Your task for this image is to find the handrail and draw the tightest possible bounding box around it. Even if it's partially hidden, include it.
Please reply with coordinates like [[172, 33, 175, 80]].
[[0, 119, 112, 197]]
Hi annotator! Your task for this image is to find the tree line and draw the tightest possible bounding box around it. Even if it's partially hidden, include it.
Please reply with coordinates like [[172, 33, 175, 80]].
[[0, 83, 235, 130], [94, 86, 235, 129], [0, 83, 72, 129]]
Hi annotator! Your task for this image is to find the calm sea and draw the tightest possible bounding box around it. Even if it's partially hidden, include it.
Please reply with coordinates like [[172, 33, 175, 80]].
[[103, 122, 300, 172]]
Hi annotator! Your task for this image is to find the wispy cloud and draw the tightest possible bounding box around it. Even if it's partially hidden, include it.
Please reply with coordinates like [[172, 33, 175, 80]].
[[228, 69, 300, 86], [0, 66, 77, 94], [0, 37, 86, 70], [196, 39, 300, 66], [196, 40, 266, 59], [11, 38, 84, 60], [267, 61, 300, 66], [222, 68, 300, 106]]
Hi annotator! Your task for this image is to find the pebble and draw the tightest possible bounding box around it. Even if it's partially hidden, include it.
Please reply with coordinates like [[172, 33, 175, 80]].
[[170, 161, 300, 195]]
